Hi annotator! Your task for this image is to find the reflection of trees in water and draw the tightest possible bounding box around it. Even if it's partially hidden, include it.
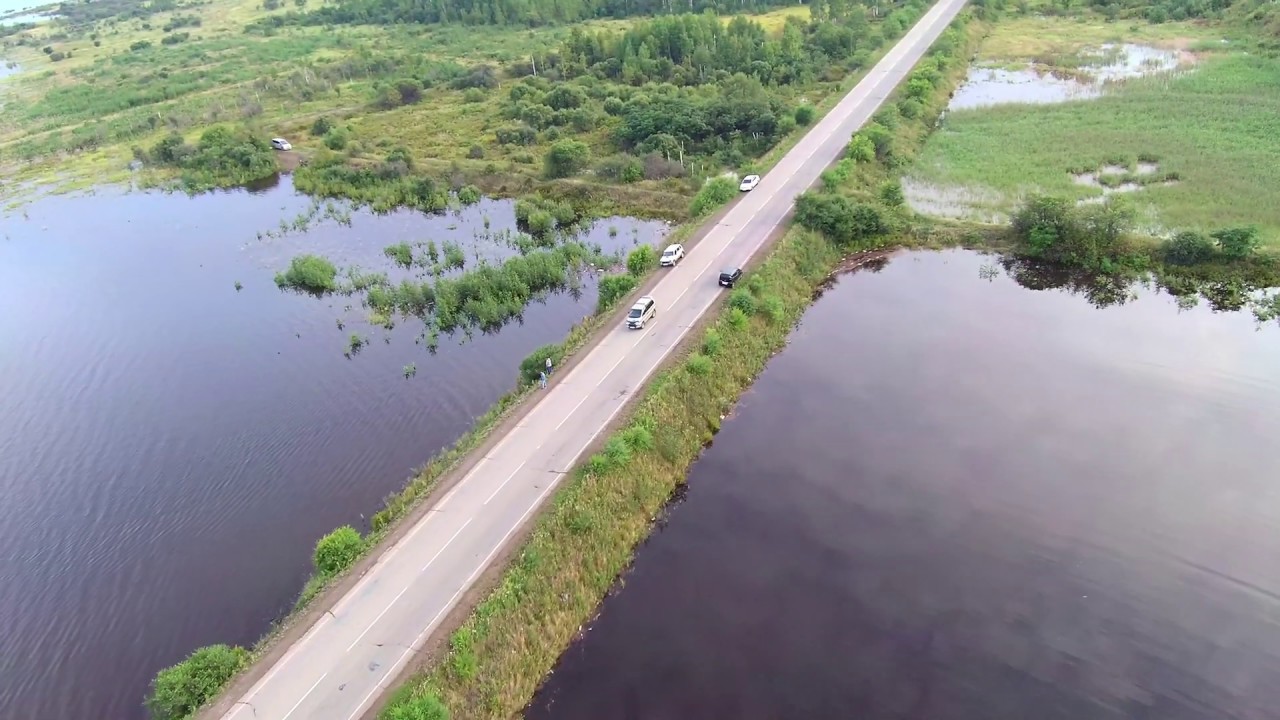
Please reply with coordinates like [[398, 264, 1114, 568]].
[[999, 256, 1135, 309], [999, 254, 1280, 323]]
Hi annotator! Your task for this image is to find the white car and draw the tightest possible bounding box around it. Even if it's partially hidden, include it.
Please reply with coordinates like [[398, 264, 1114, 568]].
[[659, 243, 685, 267], [626, 296, 656, 330], [739, 174, 761, 192], [270, 138, 292, 151]]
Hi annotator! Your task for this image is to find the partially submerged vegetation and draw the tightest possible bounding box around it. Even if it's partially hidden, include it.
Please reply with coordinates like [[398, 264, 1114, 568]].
[[142, 125, 279, 191]]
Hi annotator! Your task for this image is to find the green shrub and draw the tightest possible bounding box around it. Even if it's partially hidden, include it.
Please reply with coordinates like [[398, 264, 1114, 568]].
[[323, 128, 348, 150], [603, 436, 632, 466], [149, 125, 277, 190], [794, 192, 887, 248], [526, 209, 554, 237], [384, 242, 413, 267], [520, 343, 565, 384], [879, 181, 904, 207], [686, 353, 712, 375], [441, 241, 466, 270], [760, 295, 785, 322], [385, 146, 414, 170], [1010, 195, 1135, 269], [701, 328, 722, 356], [725, 307, 749, 329], [626, 245, 657, 277], [313, 525, 364, 577], [897, 97, 923, 119], [146, 644, 248, 720], [274, 254, 338, 292], [544, 139, 591, 178], [597, 273, 637, 312], [728, 288, 756, 315], [794, 105, 816, 125], [1163, 231, 1216, 265], [384, 693, 449, 720], [311, 116, 334, 136], [457, 185, 481, 205], [1212, 226, 1260, 260], [689, 176, 737, 217], [846, 134, 875, 164]]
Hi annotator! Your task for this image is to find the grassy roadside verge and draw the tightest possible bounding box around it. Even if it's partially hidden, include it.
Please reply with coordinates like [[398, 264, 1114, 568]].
[[377, 10, 989, 720]]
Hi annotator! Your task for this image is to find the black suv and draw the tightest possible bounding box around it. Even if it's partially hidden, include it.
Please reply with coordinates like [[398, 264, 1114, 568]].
[[718, 267, 742, 288]]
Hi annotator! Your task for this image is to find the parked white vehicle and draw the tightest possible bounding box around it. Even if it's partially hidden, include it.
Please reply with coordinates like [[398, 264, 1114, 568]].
[[659, 243, 686, 267], [626, 296, 657, 329], [739, 174, 761, 192], [270, 138, 293, 151]]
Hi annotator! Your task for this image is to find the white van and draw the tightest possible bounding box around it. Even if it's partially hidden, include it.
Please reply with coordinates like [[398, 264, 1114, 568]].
[[626, 296, 656, 329]]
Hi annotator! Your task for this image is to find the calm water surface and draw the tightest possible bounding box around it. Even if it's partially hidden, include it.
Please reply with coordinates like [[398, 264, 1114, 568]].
[[0, 177, 665, 720], [528, 249, 1280, 720]]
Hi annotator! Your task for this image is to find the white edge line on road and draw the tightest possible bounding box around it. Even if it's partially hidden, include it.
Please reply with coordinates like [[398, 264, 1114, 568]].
[[279, 671, 328, 720], [343, 517, 474, 652]]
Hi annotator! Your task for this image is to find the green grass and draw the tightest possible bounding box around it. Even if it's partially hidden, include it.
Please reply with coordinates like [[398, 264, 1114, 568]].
[[908, 22, 1280, 243]]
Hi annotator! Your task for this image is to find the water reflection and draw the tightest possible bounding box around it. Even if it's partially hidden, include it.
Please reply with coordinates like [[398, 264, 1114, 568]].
[[527, 249, 1280, 720], [0, 178, 665, 720]]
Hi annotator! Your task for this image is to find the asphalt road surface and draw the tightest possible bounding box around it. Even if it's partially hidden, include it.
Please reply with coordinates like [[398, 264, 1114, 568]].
[[220, 1, 968, 717]]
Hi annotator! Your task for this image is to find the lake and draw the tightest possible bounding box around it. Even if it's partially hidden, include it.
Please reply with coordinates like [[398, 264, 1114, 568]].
[[0, 177, 666, 720], [527, 249, 1280, 720]]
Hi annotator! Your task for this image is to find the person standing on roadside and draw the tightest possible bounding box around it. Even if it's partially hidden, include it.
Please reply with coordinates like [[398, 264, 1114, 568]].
[[539, 370, 548, 389], [545, 356, 553, 376]]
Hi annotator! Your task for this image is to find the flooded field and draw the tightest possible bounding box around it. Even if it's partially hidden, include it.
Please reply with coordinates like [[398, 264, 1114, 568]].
[[948, 44, 1183, 111], [528, 249, 1280, 720], [0, 178, 665, 720], [904, 42, 1194, 223]]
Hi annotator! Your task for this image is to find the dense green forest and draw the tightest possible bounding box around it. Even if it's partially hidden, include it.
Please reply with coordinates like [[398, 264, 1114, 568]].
[[256, 0, 799, 27]]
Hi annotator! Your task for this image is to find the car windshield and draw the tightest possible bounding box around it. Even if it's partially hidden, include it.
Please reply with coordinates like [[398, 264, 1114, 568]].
[[662, 250, 675, 257], [628, 307, 643, 318]]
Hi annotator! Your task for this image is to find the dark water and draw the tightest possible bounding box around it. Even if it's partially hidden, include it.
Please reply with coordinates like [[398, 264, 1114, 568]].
[[0, 177, 665, 720], [528, 249, 1280, 720]]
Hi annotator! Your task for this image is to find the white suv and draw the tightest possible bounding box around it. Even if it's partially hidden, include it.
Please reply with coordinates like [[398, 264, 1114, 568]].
[[659, 244, 685, 267], [626, 296, 656, 329]]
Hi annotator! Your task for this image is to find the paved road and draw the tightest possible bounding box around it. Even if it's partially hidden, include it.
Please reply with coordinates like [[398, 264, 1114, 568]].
[[220, 1, 967, 717]]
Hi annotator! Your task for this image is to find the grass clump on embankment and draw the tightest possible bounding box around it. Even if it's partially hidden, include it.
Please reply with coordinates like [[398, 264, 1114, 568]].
[[146, 645, 249, 720], [383, 224, 849, 719]]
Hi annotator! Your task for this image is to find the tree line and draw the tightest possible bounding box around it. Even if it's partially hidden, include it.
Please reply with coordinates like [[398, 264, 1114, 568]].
[[254, 0, 799, 28]]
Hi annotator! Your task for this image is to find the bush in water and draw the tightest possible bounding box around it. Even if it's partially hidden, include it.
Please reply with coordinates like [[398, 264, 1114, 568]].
[[274, 254, 338, 292], [314, 525, 364, 577], [146, 644, 248, 720]]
